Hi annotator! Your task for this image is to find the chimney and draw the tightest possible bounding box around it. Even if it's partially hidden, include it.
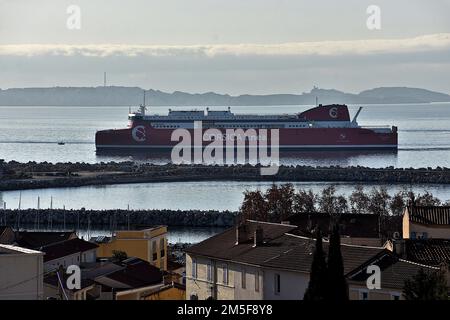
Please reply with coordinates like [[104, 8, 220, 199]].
[[393, 239, 406, 258], [235, 223, 249, 245], [253, 227, 264, 247]]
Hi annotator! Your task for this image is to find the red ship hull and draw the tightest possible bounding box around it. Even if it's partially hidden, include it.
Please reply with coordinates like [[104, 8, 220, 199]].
[[96, 126, 398, 150]]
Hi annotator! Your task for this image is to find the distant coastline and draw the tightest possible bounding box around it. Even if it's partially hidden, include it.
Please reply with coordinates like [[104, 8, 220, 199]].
[[1, 86, 450, 106]]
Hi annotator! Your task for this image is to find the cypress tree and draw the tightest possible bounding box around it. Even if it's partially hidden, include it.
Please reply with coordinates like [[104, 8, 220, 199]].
[[327, 223, 349, 301], [304, 229, 328, 300]]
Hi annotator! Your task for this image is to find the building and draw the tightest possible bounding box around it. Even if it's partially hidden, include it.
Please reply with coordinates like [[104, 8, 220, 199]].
[[403, 205, 450, 239], [347, 252, 443, 300], [286, 213, 384, 246], [141, 282, 186, 300], [0, 244, 44, 300], [91, 226, 168, 270], [41, 238, 98, 272], [185, 220, 386, 300], [392, 238, 450, 266], [44, 272, 96, 301], [44, 257, 165, 300], [0, 226, 15, 244], [94, 257, 164, 300], [14, 231, 77, 248]]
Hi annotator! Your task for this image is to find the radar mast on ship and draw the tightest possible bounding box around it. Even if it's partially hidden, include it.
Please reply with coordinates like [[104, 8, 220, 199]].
[[139, 90, 147, 116]]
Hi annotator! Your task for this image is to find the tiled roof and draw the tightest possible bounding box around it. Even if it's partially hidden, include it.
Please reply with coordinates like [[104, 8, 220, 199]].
[[0, 226, 10, 237], [97, 258, 163, 289], [407, 206, 450, 225], [186, 220, 385, 274], [287, 213, 380, 238], [41, 238, 98, 262], [348, 253, 439, 290], [185, 220, 297, 262], [44, 273, 95, 291], [405, 239, 450, 266], [16, 231, 76, 249]]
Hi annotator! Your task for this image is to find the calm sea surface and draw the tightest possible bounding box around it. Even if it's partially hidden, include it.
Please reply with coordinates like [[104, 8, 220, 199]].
[[1, 103, 450, 168], [2, 103, 450, 243]]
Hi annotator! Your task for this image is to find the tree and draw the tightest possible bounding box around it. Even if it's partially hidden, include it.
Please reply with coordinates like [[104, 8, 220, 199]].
[[326, 224, 349, 301], [403, 268, 448, 300], [112, 250, 128, 263], [335, 195, 349, 214], [368, 187, 391, 216], [390, 190, 407, 216], [293, 189, 317, 214], [415, 191, 441, 206], [265, 183, 296, 222], [240, 190, 268, 221], [304, 230, 328, 300], [278, 183, 295, 221], [317, 185, 337, 213], [265, 184, 283, 222], [349, 185, 370, 214]]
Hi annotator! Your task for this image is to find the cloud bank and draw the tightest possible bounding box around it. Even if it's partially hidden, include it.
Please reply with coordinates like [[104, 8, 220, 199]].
[[1, 33, 449, 58]]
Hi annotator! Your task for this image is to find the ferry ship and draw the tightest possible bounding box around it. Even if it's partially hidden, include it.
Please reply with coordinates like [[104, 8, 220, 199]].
[[95, 104, 398, 151]]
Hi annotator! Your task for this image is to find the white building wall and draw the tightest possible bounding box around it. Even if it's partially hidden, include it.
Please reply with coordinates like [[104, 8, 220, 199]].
[[263, 269, 309, 300], [0, 246, 44, 300], [44, 249, 97, 272]]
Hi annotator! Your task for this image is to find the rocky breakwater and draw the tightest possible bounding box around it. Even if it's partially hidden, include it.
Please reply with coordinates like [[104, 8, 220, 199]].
[[1, 161, 450, 191], [0, 208, 237, 228]]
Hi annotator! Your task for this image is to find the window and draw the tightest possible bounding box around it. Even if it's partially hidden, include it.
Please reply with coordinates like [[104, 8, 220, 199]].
[[255, 271, 260, 292], [192, 259, 197, 279], [274, 274, 281, 295], [223, 264, 228, 285], [361, 291, 369, 300], [391, 294, 400, 300], [152, 240, 157, 261], [207, 262, 213, 282], [241, 268, 246, 289], [160, 238, 165, 258]]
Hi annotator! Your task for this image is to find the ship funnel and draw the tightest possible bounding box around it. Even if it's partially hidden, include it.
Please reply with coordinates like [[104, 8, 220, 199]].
[[351, 107, 363, 124]]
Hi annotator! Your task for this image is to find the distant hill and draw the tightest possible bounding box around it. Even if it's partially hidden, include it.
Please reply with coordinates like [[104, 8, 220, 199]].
[[0, 86, 449, 106]]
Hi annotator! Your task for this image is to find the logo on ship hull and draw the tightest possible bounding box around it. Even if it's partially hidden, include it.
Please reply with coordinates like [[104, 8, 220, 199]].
[[329, 107, 338, 118], [132, 126, 146, 142]]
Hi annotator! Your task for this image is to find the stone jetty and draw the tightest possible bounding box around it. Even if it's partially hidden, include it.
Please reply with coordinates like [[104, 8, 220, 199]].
[[1, 161, 450, 191], [0, 209, 237, 229]]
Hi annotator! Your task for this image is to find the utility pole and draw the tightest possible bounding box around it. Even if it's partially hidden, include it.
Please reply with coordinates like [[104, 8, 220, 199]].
[[104, 72, 107, 87]]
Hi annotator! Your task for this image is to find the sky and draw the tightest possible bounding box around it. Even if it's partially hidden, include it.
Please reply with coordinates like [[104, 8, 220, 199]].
[[0, 0, 450, 95]]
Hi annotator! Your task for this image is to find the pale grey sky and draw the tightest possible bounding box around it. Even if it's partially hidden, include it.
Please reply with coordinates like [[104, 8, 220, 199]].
[[0, 0, 450, 94]]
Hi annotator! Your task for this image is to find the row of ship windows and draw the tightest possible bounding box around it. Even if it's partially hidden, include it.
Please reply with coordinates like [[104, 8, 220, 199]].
[[153, 124, 308, 129]]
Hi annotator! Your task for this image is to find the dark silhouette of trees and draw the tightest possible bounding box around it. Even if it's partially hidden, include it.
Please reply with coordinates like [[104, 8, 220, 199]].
[[327, 224, 349, 301], [240, 190, 267, 221], [293, 189, 317, 214], [349, 185, 371, 214], [304, 230, 328, 301], [317, 185, 337, 213], [304, 226, 349, 301], [403, 268, 448, 300], [238, 184, 445, 223], [368, 187, 391, 216]]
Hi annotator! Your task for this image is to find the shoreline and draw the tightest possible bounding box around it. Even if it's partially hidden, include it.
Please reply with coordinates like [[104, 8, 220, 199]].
[[1, 161, 450, 191]]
